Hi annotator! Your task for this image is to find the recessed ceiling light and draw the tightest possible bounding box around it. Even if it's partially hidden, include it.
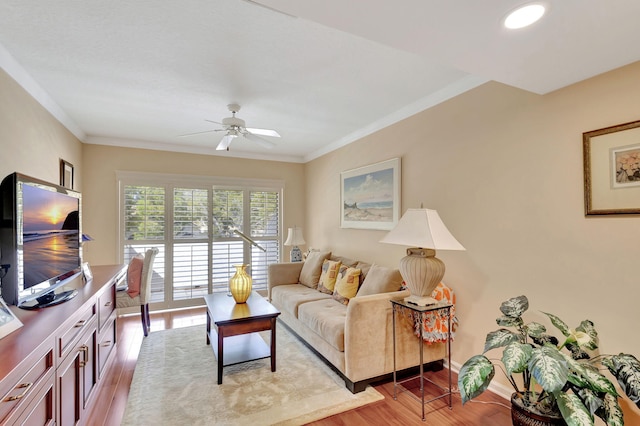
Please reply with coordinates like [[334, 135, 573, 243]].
[[504, 3, 546, 29]]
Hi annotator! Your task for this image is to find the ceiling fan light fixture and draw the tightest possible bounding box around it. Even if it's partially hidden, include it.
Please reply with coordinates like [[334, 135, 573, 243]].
[[504, 3, 546, 29]]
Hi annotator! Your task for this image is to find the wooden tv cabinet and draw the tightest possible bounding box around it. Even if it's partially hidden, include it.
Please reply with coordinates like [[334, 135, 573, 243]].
[[0, 264, 127, 425]]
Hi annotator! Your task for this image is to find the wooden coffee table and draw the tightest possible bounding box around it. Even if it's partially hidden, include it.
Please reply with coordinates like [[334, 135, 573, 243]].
[[204, 291, 281, 384]]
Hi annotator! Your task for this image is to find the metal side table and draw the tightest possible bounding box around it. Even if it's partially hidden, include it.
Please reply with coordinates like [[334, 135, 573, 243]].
[[391, 299, 453, 422]]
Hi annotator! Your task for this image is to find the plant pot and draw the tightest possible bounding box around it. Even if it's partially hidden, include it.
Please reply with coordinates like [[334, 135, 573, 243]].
[[511, 393, 566, 426]]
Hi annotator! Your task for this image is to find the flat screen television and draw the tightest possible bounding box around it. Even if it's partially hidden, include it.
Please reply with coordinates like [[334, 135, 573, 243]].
[[0, 173, 82, 309]]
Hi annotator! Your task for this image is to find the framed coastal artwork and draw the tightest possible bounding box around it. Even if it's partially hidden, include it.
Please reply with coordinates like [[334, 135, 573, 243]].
[[341, 157, 401, 230], [583, 119, 640, 215]]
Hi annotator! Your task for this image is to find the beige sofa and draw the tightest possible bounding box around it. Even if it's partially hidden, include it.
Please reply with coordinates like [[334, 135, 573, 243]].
[[268, 251, 446, 393]]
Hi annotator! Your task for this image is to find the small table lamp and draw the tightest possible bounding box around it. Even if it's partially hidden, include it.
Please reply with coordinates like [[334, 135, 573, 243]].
[[284, 227, 305, 262], [380, 209, 465, 306]]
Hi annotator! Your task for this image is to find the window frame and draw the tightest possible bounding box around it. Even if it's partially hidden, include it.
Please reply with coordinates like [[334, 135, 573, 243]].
[[117, 171, 284, 311]]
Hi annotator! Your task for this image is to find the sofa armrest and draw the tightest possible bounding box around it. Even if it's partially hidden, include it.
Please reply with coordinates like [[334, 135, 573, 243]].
[[268, 262, 304, 299], [344, 289, 445, 382], [343, 290, 407, 380]]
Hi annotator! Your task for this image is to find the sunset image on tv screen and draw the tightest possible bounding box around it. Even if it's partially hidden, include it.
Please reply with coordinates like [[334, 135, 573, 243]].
[[21, 183, 80, 288]]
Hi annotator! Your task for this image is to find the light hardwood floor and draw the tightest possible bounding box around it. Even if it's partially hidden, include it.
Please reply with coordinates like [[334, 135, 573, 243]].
[[88, 307, 512, 425]]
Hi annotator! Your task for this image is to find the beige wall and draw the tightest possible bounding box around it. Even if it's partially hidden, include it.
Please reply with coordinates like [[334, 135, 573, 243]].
[[0, 69, 82, 188], [305, 61, 640, 408], [81, 144, 305, 265], [4, 55, 640, 417]]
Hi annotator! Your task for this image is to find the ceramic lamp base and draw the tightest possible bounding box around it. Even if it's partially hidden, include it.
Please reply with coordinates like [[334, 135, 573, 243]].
[[290, 246, 302, 262]]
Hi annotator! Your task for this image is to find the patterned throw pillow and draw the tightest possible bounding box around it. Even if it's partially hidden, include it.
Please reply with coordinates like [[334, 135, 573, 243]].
[[317, 259, 341, 294], [332, 265, 361, 305]]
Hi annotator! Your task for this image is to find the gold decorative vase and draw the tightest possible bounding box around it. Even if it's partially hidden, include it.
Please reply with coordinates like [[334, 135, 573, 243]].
[[229, 264, 252, 303]]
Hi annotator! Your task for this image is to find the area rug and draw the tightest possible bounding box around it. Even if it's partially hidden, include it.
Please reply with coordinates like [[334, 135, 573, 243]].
[[122, 324, 383, 425]]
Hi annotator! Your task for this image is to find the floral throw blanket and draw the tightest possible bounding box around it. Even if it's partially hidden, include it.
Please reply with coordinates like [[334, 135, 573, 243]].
[[399, 282, 458, 343]]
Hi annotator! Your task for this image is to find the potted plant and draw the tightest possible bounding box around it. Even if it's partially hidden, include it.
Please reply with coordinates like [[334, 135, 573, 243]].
[[457, 295, 640, 426]]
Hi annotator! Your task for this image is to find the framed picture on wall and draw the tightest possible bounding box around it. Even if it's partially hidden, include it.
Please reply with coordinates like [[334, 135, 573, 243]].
[[60, 159, 74, 189], [583, 119, 640, 215], [340, 157, 401, 230]]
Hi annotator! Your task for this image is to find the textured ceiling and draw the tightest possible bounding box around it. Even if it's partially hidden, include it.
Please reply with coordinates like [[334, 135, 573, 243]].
[[1, 0, 639, 163]]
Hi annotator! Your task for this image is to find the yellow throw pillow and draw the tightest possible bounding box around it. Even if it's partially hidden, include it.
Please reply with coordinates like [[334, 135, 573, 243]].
[[317, 259, 341, 294], [332, 265, 361, 305]]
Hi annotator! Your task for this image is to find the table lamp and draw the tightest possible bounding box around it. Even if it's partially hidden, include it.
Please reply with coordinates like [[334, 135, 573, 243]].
[[380, 209, 465, 306], [284, 227, 305, 262]]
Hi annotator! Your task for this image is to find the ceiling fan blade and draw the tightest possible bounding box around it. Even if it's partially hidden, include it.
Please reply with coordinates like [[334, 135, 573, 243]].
[[243, 132, 276, 149], [179, 129, 220, 137], [216, 134, 236, 151], [246, 127, 280, 137], [205, 119, 224, 125]]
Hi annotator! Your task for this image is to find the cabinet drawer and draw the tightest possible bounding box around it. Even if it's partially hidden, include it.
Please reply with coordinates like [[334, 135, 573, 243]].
[[58, 305, 96, 360], [0, 346, 54, 424], [97, 318, 116, 378], [6, 370, 55, 426], [97, 284, 116, 332]]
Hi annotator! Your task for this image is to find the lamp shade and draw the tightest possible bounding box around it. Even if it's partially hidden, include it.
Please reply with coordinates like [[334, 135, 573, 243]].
[[379, 209, 465, 251], [380, 208, 464, 306], [284, 227, 306, 246]]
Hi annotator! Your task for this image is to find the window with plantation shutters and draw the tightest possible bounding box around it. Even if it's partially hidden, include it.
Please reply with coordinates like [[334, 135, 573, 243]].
[[249, 191, 280, 289], [123, 185, 167, 303], [118, 172, 283, 310], [173, 188, 209, 301]]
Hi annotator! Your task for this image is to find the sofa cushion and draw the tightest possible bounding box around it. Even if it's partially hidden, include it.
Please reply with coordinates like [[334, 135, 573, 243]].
[[356, 264, 403, 297], [271, 284, 331, 318], [355, 261, 372, 286], [299, 250, 331, 288], [297, 299, 347, 352], [332, 265, 361, 305], [317, 259, 341, 294], [330, 255, 358, 268]]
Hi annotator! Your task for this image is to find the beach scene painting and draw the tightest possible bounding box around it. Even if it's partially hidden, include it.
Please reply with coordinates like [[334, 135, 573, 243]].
[[341, 158, 400, 230]]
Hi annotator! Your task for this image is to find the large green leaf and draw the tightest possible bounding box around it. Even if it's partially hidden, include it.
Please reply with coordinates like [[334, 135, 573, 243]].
[[458, 355, 495, 404], [500, 295, 528, 318], [562, 353, 618, 396], [502, 342, 532, 376], [565, 341, 590, 361], [576, 320, 598, 350], [496, 315, 523, 327], [576, 388, 603, 416], [603, 353, 640, 407], [528, 345, 568, 393], [543, 312, 570, 337], [555, 392, 594, 426], [526, 322, 546, 338], [483, 329, 520, 353], [531, 334, 559, 347], [596, 392, 624, 426]]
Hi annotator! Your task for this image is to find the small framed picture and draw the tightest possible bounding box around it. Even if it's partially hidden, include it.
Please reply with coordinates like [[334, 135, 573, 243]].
[[60, 159, 74, 189], [82, 262, 93, 281], [583, 120, 640, 215], [0, 296, 23, 340]]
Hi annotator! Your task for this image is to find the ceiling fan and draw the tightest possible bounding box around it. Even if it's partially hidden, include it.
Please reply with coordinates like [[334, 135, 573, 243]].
[[181, 104, 280, 151]]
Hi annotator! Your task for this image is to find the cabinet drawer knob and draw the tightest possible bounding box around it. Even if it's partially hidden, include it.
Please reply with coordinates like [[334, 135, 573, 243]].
[[75, 319, 87, 328], [101, 340, 112, 347], [104, 301, 113, 307], [4, 382, 33, 402]]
